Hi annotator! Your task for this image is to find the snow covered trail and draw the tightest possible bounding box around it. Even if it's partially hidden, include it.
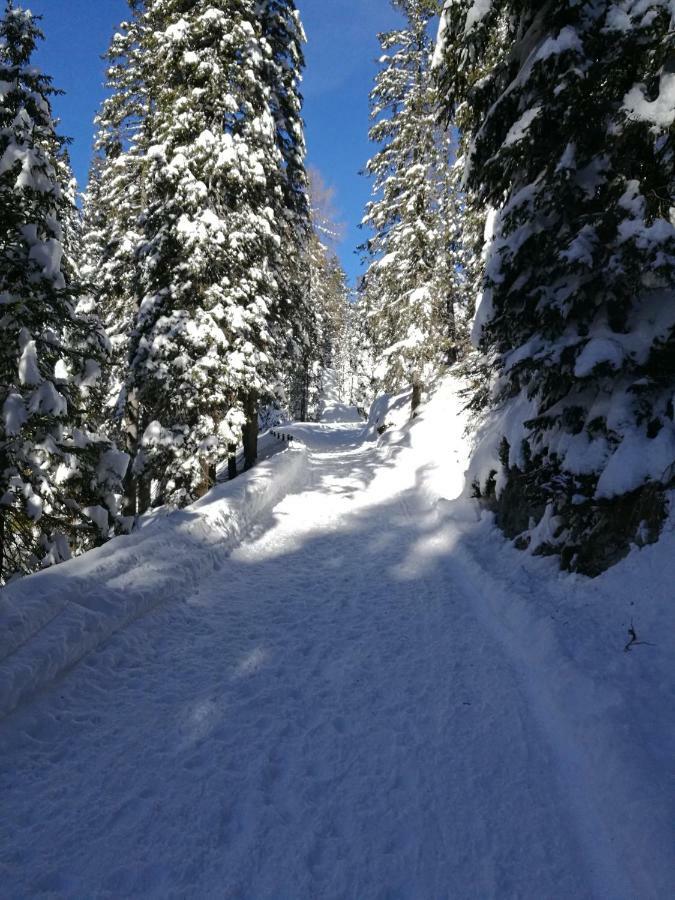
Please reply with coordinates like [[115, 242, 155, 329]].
[[0, 417, 670, 898]]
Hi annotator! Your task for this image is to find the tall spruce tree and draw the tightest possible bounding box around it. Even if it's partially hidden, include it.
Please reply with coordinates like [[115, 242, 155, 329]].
[[286, 169, 351, 420], [435, 0, 675, 573], [0, 2, 126, 582], [124, 0, 286, 504], [84, 0, 151, 514], [361, 0, 462, 412], [259, 0, 315, 429], [87, 0, 311, 505]]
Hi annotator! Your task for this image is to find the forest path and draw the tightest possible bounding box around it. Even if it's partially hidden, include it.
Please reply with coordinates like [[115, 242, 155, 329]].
[[0, 419, 630, 899]]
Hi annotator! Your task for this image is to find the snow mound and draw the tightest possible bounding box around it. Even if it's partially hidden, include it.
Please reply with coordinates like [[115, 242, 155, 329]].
[[365, 388, 413, 438], [366, 375, 675, 896], [0, 445, 308, 720], [320, 404, 363, 424], [366, 378, 471, 502]]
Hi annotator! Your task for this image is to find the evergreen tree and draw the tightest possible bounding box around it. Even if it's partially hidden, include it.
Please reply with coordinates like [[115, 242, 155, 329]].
[[287, 169, 352, 420], [361, 0, 462, 412], [435, 0, 675, 573], [85, 0, 311, 503], [0, 2, 126, 581], [85, 0, 165, 513], [127, 0, 268, 503], [259, 0, 315, 429]]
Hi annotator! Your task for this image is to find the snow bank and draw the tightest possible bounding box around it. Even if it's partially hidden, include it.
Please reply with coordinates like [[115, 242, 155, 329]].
[[320, 404, 363, 424], [0, 445, 308, 720], [364, 388, 413, 439], [431, 501, 675, 899], [369, 374, 675, 898], [360, 377, 472, 511]]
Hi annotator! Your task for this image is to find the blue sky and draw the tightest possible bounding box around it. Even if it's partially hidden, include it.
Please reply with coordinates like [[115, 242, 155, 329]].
[[27, 0, 404, 286]]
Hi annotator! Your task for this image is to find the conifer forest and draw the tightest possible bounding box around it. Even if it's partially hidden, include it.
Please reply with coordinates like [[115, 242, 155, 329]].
[[1, 2, 674, 897]]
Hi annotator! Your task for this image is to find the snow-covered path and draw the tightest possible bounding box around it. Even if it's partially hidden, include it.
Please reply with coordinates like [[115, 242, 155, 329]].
[[0, 420, 669, 898]]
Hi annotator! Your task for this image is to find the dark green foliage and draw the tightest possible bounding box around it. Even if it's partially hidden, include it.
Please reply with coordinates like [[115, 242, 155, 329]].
[[435, 1, 675, 573], [0, 2, 125, 581]]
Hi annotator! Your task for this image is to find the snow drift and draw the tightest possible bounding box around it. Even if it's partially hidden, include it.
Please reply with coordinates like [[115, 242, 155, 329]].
[[0, 445, 308, 720], [366, 374, 675, 898]]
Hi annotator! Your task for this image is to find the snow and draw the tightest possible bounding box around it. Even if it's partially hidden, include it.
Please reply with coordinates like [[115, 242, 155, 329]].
[[596, 425, 675, 498], [623, 71, 675, 129], [96, 448, 131, 483], [27, 380, 67, 417], [504, 105, 542, 146], [28, 236, 64, 280], [574, 336, 625, 377], [534, 26, 582, 61], [318, 368, 363, 424], [463, 0, 493, 34], [0, 444, 307, 719], [320, 404, 362, 424], [82, 505, 111, 534], [0, 378, 673, 898], [2, 391, 27, 436], [18, 333, 41, 386]]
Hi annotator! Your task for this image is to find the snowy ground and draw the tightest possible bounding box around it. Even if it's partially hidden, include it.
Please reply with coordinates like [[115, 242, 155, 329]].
[[1, 382, 673, 899]]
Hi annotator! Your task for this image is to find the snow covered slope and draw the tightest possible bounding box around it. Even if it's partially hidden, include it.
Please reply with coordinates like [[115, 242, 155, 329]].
[[0, 444, 307, 720], [0, 376, 673, 898]]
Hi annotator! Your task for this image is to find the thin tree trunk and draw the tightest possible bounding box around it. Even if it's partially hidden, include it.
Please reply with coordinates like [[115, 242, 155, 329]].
[[124, 393, 142, 515], [0, 508, 5, 585], [122, 469, 137, 518], [301, 366, 309, 422], [447, 295, 458, 365], [411, 380, 423, 415], [138, 476, 152, 515], [196, 459, 216, 498], [242, 393, 259, 470], [228, 443, 238, 481]]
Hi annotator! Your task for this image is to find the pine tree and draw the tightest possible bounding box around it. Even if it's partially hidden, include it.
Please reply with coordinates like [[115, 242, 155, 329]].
[[0, 2, 126, 582], [435, 0, 675, 573], [361, 0, 462, 413], [84, 0, 152, 514], [121, 0, 308, 504], [285, 169, 351, 420], [259, 0, 315, 429]]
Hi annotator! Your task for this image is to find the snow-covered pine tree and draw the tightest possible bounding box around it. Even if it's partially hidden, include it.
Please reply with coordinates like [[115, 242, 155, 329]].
[[126, 0, 292, 505], [287, 169, 352, 420], [259, 0, 316, 430], [0, 2, 126, 581], [83, 1, 150, 515], [435, 0, 675, 574], [347, 296, 378, 413], [361, 0, 460, 413]]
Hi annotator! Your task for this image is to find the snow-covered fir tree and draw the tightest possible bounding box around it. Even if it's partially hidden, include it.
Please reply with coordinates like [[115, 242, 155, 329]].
[[126, 0, 273, 503], [289, 169, 352, 420], [259, 0, 316, 426], [435, 0, 675, 573], [361, 0, 463, 412], [0, 2, 127, 582], [84, 0, 312, 507], [84, 0, 156, 514]]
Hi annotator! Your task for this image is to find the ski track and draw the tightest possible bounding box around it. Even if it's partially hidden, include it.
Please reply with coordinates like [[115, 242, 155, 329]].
[[0, 423, 634, 898]]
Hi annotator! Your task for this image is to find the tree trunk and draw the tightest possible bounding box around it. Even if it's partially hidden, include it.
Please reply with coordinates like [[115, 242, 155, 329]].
[[138, 476, 152, 515], [447, 296, 458, 366], [227, 443, 238, 481], [196, 459, 216, 499], [411, 380, 423, 415], [242, 394, 259, 470], [122, 469, 137, 518], [0, 508, 5, 585]]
